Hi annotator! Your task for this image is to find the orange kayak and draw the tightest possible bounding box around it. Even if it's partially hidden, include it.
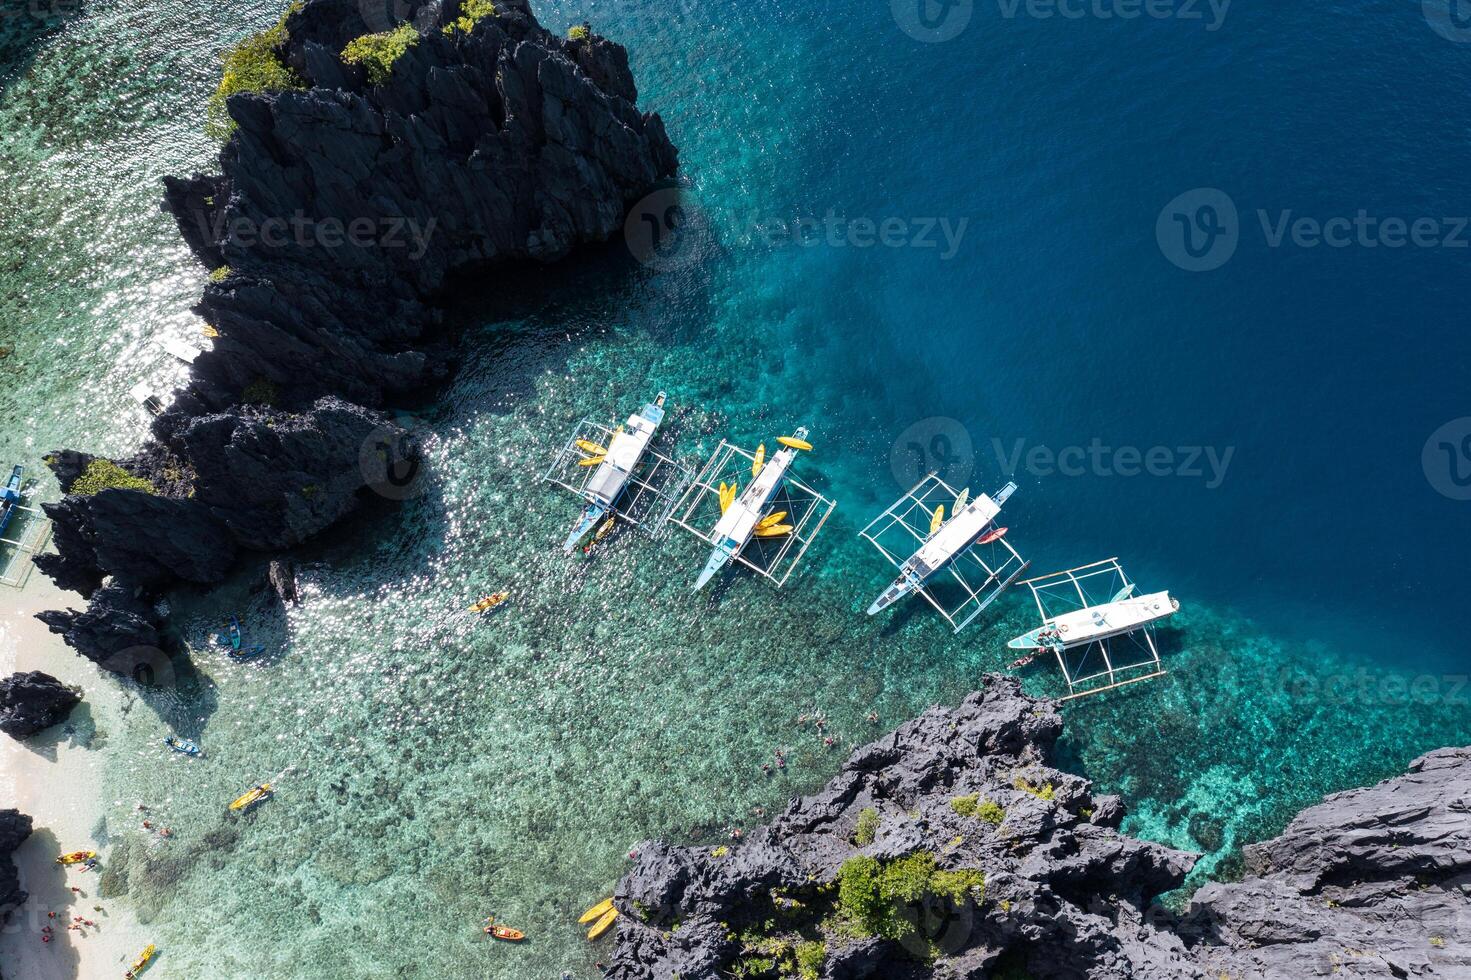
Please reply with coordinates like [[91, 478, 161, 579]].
[[487, 925, 525, 941]]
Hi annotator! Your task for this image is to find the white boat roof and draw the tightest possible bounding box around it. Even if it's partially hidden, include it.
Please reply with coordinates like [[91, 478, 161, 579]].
[[1048, 591, 1176, 646], [911, 493, 1002, 574], [586, 410, 659, 503], [712, 446, 796, 545]]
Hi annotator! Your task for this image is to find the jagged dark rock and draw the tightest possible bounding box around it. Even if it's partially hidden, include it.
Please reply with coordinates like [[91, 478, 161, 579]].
[[0, 671, 80, 739], [0, 809, 32, 923], [36, 0, 677, 676], [164, 0, 677, 411], [35, 580, 165, 672], [607, 676, 1471, 980]]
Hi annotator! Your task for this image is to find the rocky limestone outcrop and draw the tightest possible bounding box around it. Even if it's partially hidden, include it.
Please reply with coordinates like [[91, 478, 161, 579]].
[[0, 809, 33, 922], [36, 0, 676, 673], [0, 671, 80, 739], [607, 676, 1471, 980]]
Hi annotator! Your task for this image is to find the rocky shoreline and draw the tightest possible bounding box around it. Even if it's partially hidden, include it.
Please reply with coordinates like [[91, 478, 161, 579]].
[[33, 0, 676, 670], [607, 675, 1471, 979]]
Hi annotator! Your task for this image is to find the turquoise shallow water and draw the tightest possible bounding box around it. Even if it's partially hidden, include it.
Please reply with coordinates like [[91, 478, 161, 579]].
[[4, 0, 1471, 977]]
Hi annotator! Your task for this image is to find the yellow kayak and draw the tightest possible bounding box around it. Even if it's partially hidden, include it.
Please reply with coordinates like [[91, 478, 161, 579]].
[[126, 943, 157, 976], [578, 455, 606, 467], [929, 505, 945, 535], [576, 439, 607, 456], [587, 906, 619, 940], [754, 524, 793, 538], [578, 897, 614, 924], [592, 517, 615, 543], [229, 784, 271, 811], [756, 511, 787, 530], [57, 850, 96, 865], [718, 482, 737, 513], [751, 444, 765, 477], [777, 435, 812, 451], [468, 591, 510, 613]]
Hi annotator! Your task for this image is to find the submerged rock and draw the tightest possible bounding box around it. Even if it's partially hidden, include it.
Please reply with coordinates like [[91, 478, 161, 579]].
[[0, 809, 32, 922], [36, 0, 677, 674], [0, 671, 81, 739], [607, 676, 1471, 980], [268, 558, 300, 606]]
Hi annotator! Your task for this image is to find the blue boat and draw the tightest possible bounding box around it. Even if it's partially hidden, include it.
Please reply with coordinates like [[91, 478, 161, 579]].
[[164, 735, 202, 756], [215, 615, 243, 651], [0, 466, 23, 541]]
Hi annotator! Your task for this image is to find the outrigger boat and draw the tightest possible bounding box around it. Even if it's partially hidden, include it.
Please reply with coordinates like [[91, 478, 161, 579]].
[[0, 466, 22, 540], [867, 481, 1018, 616], [693, 429, 813, 591], [1007, 558, 1178, 700], [562, 393, 669, 553], [859, 473, 1028, 633]]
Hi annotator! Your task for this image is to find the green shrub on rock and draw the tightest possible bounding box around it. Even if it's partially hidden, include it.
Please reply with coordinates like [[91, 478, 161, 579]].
[[70, 460, 156, 497], [853, 807, 879, 846], [342, 23, 419, 85], [206, 3, 304, 141], [443, 0, 496, 35]]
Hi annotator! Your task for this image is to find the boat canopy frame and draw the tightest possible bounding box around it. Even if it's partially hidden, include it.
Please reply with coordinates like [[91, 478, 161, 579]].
[[668, 439, 836, 588], [1016, 557, 1168, 701], [542, 417, 693, 536], [1, 478, 51, 590], [859, 472, 1029, 633]]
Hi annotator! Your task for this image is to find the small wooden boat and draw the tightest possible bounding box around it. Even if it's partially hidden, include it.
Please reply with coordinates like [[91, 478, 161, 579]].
[[587, 906, 619, 940], [467, 591, 510, 614], [57, 850, 96, 865], [124, 943, 157, 978], [577, 898, 614, 924], [228, 783, 272, 812]]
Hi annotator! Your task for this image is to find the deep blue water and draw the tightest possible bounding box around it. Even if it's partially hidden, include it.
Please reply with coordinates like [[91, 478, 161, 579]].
[[583, 0, 1471, 662]]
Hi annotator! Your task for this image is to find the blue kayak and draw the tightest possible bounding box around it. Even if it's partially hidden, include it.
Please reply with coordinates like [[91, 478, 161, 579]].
[[229, 644, 265, 662]]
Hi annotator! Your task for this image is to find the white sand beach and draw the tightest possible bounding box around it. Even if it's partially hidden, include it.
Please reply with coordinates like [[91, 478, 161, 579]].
[[1, 574, 151, 979]]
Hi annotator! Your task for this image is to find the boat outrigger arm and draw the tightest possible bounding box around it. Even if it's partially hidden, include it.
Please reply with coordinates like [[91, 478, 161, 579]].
[[867, 482, 1017, 615], [694, 427, 810, 591], [563, 393, 668, 552]]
